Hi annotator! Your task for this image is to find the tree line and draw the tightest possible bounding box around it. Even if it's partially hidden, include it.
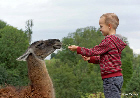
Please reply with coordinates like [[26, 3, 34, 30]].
[[0, 20, 139, 98], [0, 19, 33, 86]]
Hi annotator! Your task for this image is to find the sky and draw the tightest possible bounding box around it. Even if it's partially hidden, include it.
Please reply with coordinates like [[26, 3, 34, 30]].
[[0, 0, 140, 59]]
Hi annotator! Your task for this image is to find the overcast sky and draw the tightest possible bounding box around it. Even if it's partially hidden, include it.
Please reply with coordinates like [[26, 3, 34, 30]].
[[0, 0, 140, 58]]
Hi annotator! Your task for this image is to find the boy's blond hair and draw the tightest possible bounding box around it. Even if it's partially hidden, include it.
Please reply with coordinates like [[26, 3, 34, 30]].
[[101, 13, 119, 30]]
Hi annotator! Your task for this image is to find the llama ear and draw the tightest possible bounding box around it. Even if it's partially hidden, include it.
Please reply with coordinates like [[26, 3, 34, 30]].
[[16, 48, 32, 61]]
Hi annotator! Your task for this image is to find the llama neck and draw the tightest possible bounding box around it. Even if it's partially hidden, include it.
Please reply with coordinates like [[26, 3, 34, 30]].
[[27, 54, 55, 98]]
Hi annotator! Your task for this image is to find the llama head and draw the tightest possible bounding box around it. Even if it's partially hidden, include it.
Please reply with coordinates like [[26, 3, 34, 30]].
[[16, 39, 62, 61]]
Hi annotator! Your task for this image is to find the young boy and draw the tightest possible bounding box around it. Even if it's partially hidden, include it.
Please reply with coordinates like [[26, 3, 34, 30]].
[[68, 13, 127, 98]]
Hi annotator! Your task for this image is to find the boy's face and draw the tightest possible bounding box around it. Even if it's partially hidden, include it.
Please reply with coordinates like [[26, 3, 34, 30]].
[[99, 17, 110, 36]]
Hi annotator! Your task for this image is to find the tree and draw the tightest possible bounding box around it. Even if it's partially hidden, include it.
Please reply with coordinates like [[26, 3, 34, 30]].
[[25, 19, 33, 44], [0, 20, 7, 29], [124, 55, 140, 97], [0, 66, 8, 86], [121, 37, 133, 89], [50, 53, 56, 59], [0, 25, 29, 86], [46, 60, 80, 98]]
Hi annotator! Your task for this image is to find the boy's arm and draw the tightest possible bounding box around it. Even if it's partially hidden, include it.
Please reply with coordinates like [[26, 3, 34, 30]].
[[88, 56, 100, 64], [77, 37, 113, 56]]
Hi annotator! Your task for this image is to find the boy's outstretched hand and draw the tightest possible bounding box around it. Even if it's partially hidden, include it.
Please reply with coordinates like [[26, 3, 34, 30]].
[[68, 45, 90, 61], [82, 56, 90, 61], [68, 45, 78, 51]]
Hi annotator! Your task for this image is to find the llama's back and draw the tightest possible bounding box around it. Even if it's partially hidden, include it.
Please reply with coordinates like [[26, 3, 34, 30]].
[[0, 86, 19, 98], [0, 85, 49, 98]]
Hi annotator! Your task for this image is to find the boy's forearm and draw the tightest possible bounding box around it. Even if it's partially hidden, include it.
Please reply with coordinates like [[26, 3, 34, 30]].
[[77, 46, 92, 56], [77, 46, 98, 56], [77, 46, 82, 54], [77, 47, 100, 64], [88, 56, 100, 64]]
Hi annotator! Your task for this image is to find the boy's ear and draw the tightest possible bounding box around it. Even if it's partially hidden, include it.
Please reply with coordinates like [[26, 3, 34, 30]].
[[108, 24, 112, 29]]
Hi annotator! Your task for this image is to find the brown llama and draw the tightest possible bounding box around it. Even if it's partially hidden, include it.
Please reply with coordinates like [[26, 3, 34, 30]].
[[0, 39, 62, 98]]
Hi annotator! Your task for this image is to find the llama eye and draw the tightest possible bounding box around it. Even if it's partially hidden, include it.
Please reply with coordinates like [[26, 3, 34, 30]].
[[36, 42, 44, 47], [38, 43, 44, 46]]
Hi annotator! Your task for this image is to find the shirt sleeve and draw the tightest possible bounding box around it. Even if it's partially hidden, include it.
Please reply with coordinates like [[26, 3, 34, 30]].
[[77, 37, 113, 56], [88, 56, 100, 64]]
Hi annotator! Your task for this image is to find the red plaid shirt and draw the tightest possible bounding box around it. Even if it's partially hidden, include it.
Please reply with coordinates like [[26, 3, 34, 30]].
[[77, 35, 127, 79]]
